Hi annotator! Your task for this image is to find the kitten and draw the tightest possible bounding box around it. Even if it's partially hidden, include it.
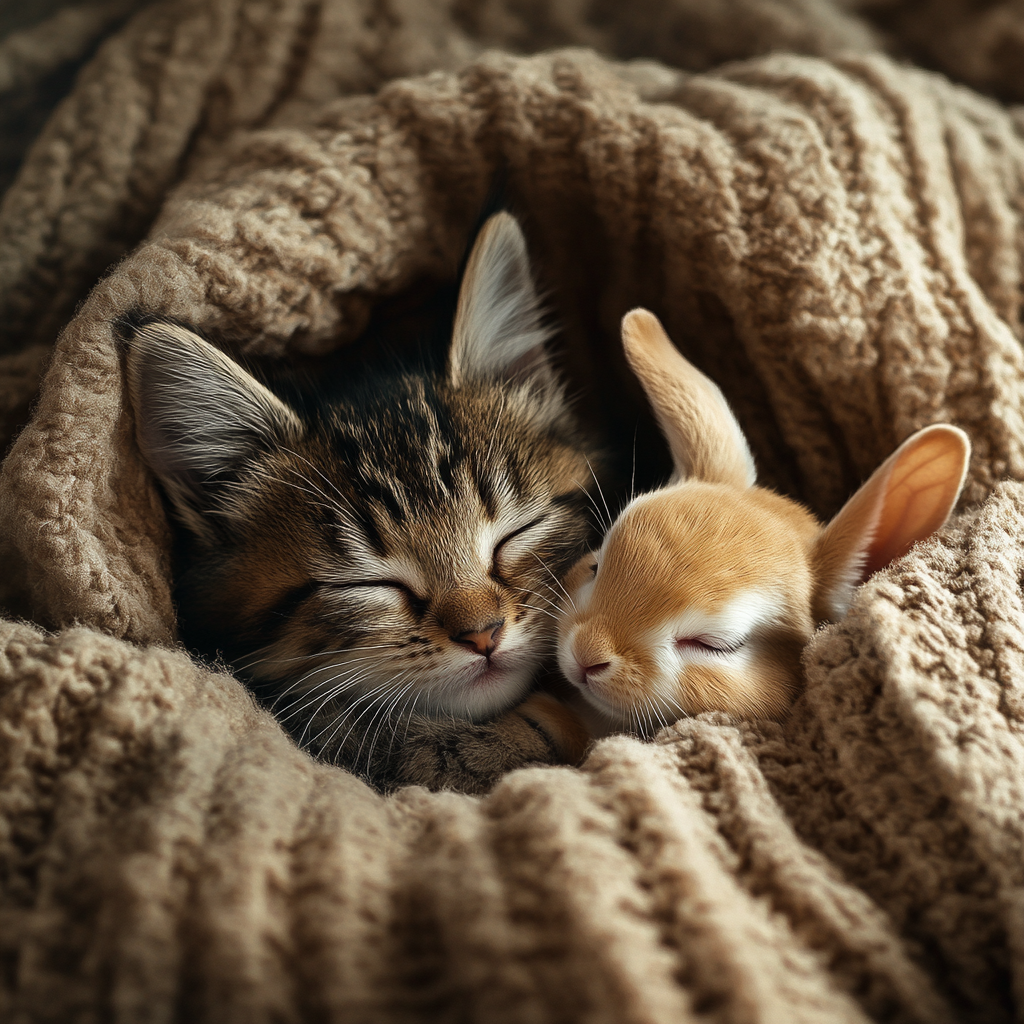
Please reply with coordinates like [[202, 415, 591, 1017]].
[[126, 213, 598, 793]]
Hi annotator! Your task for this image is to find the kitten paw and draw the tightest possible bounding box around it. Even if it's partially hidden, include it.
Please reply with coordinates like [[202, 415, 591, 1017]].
[[514, 692, 592, 765]]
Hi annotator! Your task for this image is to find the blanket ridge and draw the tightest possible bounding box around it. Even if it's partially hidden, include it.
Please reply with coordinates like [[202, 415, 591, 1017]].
[[4, 2, 1024, 1022]]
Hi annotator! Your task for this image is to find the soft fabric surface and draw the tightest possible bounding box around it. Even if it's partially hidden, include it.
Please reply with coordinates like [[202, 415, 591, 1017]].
[[4, 1, 1024, 1021]]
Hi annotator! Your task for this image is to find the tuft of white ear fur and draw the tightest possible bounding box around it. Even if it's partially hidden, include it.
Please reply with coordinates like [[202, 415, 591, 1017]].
[[448, 212, 553, 386], [621, 309, 757, 489], [812, 424, 970, 620], [127, 321, 303, 535]]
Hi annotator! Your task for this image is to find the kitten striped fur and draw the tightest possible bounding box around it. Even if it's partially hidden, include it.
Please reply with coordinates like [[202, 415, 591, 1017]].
[[127, 214, 599, 792]]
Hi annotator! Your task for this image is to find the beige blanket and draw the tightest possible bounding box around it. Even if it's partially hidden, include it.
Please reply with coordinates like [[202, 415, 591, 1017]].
[[4, 1, 1024, 1021]]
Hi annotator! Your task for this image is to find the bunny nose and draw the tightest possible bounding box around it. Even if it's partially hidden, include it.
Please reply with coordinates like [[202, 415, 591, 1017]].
[[452, 620, 504, 658], [569, 626, 615, 686], [578, 660, 611, 684]]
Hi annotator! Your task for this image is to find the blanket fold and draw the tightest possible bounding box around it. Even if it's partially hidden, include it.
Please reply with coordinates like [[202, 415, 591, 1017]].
[[5, 1, 1024, 1021], [4, 480, 1023, 1021], [6, 46, 1024, 639]]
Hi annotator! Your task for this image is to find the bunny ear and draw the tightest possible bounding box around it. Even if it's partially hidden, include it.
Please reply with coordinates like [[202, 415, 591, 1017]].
[[813, 424, 970, 620], [621, 309, 756, 488]]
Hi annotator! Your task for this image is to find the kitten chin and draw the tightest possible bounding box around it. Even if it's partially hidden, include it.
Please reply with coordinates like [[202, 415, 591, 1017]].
[[126, 212, 603, 784]]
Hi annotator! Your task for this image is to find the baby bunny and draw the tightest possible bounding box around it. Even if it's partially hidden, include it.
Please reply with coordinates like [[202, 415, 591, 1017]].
[[557, 308, 970, 735]]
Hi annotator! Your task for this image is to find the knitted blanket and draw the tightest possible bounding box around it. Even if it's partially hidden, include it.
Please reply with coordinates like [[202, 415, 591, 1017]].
[[4, 2, 1024, 1021]]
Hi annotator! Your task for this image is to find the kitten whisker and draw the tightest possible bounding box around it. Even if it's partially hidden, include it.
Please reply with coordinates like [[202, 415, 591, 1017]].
[[236, 642, 403, 676], [286, 667, 378, 738], [267, 653, 388, 709], [385, 684, 422, 762], [260, 655, 378, 698], [318, 671, 411, 755], [401, 694, 419, 747], [585, 455, 614, 531], [273, 664, 379, 722], [518, 603, 560, 622], [364, 680, 418, 770], [284, 649, 398, 675], [531, 552, 577, 613], [573, 476, 612, 533], [310, 683, 390, 755], [335, 674, 413, 761], [516, 585, 564, 614], [279, 654, 391, 711]]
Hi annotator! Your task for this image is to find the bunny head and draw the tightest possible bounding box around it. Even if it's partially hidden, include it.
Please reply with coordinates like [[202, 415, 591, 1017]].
[[556, 309, 970, 734]]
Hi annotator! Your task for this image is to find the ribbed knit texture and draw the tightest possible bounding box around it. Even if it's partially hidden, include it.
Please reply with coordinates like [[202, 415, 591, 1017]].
[[4, 2, 1024, 1021]]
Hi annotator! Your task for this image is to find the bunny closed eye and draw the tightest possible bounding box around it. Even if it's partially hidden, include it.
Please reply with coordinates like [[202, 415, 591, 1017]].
[[557, 308, 971, 736], [559, 483, 818, 732]]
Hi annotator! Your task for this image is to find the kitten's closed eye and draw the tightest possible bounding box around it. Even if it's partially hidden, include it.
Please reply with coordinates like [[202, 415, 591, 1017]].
[[492, 516, 546, 576], [326, 579, 424, 599], [324, 580, 429, 616], [495, 516, 546, 553]]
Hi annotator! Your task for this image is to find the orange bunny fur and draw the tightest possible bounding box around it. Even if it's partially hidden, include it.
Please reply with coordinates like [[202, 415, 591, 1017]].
[[557, 309, 971, 736]]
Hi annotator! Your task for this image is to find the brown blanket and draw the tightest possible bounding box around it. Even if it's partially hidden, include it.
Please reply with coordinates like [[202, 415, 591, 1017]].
[[4, 1, 1024, 1021]]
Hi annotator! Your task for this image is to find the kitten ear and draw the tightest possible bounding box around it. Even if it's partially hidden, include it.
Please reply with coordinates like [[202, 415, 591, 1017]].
[[126, 320, 303, 535], [812, 424, 970, 621], [448, 212, 553, 386]]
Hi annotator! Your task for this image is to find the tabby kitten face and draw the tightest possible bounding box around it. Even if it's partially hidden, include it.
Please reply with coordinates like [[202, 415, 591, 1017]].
[[127, 214, 598, 736]]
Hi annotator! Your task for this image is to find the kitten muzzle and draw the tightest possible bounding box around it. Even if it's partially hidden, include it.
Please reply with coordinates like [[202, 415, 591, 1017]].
[[451, 619, 505, 658]]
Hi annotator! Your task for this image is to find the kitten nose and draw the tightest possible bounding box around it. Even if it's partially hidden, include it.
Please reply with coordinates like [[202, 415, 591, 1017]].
[[452, 620, 504, 658]]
